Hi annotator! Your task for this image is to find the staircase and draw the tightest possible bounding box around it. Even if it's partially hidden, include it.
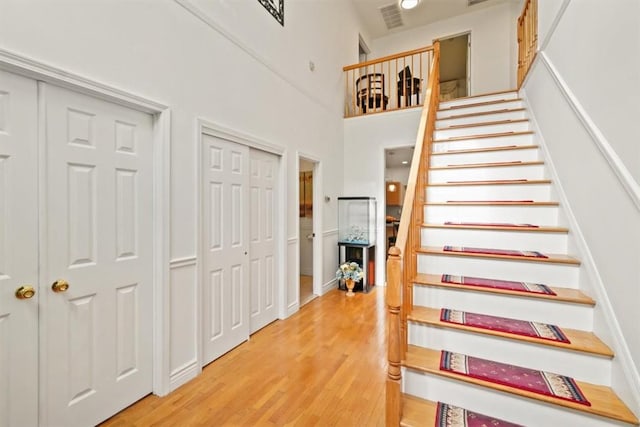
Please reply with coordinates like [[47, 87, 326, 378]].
[[394, 91, 640, 426]]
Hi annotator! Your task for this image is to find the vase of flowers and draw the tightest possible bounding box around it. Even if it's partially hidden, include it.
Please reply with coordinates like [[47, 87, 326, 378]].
[[336, 262, 364, 297]]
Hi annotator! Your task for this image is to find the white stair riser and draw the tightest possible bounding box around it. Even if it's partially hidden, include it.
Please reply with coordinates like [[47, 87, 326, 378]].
[[437, 100, 524, 118], [408, 324, 610, 384], [439, 92, 519, 108], [429, 164, 545, 182], [412, 286, 592, 329], [434, 121, 530, 140], [424, 205, 560, 224], [432, 133, 534, 152], [436, 110, 527, 128], [403, 371, 627, 427], [430, 149, 540, 166], [418, 254, 580, 287], [427, 183, 552, 201], [421, 227, 568, 253]]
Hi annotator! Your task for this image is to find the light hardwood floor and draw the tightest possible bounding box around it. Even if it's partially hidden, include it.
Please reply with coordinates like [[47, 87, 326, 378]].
[[101, 288, 386, 426], [300, 274, 316, 306]]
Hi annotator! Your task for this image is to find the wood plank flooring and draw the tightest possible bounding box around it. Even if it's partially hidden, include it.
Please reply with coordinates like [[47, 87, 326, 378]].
[[100, 288, 386, 426]]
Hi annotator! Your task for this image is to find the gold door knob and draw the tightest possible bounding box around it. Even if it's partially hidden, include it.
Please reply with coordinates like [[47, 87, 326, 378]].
[[51, 280, 69, 293], [15, 285, 36, 300]]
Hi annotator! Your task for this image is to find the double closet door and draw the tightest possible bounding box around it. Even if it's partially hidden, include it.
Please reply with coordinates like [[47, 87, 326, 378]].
[[0, 69, 154, 427], [201, 135, 279, 365]]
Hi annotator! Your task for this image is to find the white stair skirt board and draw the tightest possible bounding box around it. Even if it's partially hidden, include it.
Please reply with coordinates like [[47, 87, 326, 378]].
[[421, 227, 568, 253], [433, 121, 531, 140], [424, 204, 560, 225], [436, 109, 527, 128], [426, 182, 552, 202], [412, 286, 593, 330], [430, 148, 540, 166], [432, 133, 535, 152], [437, 100, 524, 119], [428, 163, 546, 182], [417, 254, 580, 287], [407, 324, 611, 384], [402, 371, 631, 427], [439, 91, 519, 108]]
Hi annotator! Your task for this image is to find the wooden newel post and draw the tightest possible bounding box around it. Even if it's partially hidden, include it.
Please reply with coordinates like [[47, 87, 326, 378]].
[[386, 246, 403, 426]]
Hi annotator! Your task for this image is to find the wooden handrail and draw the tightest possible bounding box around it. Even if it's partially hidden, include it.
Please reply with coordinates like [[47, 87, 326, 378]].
[[386, 40, 440, 427], [517, 0, 538, 88], [343, 45, 434, 72]]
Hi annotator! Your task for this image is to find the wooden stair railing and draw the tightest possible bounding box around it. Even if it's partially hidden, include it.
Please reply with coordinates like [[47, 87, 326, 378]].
[[517, 0, 538, 88], [386, 40, 440, 427]]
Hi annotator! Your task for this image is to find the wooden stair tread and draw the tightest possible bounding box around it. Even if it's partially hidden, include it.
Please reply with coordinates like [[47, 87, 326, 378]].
[[400, 394, 438, 427], [431, 144, 538, 155], [422, 222, 568, 233], [408, 306, 613, 357], [414, 273, 594, 306], [417, 246, 581, 265], [437, 107, 526, 121], [437, 118, 529, 130], [439, 97, 523, 112], [429, 179, 551, 187], [426, 201, 559, 206], [431, 160, 543, 170], [439, 89, 518, 104], [434, 130, 533, 143], [404, 346, 639, 425]]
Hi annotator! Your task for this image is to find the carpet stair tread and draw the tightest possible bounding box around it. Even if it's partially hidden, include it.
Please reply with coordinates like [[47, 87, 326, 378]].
[[432, 144, 538, 155], [433, 130, 533, 143], [408, 306, 613, 357], [437, 118, 529, 130], [413, 273, 595, 305], [426, 200, 559, 206], [404, 346, 639, 425], [430, 160, 543, 170], [423, 222, 568, 233], [437, 107, 526, 121], [418, 246, 581, 265], [429, 179, 551, 187]]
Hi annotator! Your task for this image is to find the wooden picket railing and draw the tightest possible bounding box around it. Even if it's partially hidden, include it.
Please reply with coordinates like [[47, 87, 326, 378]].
[[343, 46, 434, 118], [385, 41, 440, 426], [517, 0, 538, 87]]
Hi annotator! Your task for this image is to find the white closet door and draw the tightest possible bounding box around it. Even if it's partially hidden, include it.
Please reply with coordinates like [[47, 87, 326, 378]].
[[202, 134, 250, 365], [41, 84, 154, 426], [249, 149, 278, 333], [0, 69, 39, 427]]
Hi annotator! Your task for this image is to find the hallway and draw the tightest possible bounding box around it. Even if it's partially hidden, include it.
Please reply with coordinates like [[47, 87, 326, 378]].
[[101, 288, 387, 426]]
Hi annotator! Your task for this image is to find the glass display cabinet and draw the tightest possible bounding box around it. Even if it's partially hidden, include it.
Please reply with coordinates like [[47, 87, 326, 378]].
[[337, 197, 376, 292]]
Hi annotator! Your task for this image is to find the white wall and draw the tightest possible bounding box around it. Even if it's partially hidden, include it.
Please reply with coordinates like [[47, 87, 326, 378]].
[[370, 2, 519, 94], [344, 109, 422, 286], [523, 0, 640, 414], [0, 0, 365, 391]]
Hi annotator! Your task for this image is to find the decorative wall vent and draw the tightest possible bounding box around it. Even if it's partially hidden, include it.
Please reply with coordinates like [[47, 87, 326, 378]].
[[380, 3, 404, 30]]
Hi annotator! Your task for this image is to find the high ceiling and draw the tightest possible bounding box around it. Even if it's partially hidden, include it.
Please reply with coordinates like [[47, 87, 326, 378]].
[[352, 0, 511, 40]]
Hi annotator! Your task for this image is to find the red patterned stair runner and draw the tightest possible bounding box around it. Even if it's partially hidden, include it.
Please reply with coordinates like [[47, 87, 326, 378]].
[[435, 402, 523, 427], [444, 221, 538, 228], [441, 274, 556, 295], [443, 246, 548, 258], [440, 309, 570, 343], [440, 351, 591, 406]]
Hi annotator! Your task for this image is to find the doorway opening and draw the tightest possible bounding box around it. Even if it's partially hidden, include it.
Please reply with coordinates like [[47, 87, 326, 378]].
[[438, 32, 471, 101], [359, 35, 370, 63], [384, 146, 413, 270], [299, 157, 317, 306]]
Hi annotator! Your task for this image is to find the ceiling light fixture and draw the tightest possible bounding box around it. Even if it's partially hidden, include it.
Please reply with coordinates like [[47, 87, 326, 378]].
[[402, 160, 409, 165], [399, 0, 419, 10]]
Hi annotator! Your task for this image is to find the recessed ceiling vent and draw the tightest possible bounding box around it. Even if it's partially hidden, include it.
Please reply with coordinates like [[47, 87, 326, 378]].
[[380, 3, 404, 30], [468, 0, 489, 5]]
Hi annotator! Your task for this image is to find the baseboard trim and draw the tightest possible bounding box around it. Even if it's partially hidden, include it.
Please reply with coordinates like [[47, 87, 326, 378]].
[[169, 361, 200, 392], [322, 278, 338, 295]]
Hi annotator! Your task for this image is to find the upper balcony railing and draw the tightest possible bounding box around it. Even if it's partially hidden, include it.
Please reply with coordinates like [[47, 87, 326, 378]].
[[517, 0, 537, 87], [343, 46, 434, 118]]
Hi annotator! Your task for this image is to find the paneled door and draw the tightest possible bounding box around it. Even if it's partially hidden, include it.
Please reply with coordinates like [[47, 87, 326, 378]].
[[249, 149, 278, 333], [41, 85, 154, 426], [202, 134, 250, 365], [0, 69, 39, 427]]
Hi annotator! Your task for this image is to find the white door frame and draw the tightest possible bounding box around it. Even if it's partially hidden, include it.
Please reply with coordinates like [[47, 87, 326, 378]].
[[0, 48, 172, 398], [196, 119, 286, 369], [296, 152, 323, 299]]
